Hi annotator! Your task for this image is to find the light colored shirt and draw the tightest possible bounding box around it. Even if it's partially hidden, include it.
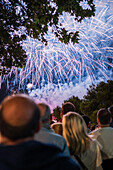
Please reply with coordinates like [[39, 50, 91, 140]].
[[71, 139, 102, 170], [34, 124, 70, 156], [90, 127, 113, 160]]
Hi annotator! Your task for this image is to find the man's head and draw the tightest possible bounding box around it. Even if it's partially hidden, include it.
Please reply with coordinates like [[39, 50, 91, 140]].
[[0, 94, 40, 143], [60, 102, 76, 120], [108, 105, 113, 118], [37, 103, 51, 124], [82, 115, 91, 128], [97, 108, 111, 126]]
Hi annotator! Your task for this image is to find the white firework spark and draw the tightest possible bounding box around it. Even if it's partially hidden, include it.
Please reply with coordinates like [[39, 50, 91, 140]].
[[20, 0, 113, 90], [4, 0, 113, 110]]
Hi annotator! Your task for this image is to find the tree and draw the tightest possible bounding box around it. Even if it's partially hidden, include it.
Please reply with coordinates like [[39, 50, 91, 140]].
[[0, 0, 95, 74], [64, 96, 82, 114], [53, 95, 82, 120], [80, 80, 113, 124], [53, 106, 61, 121], [53, 80, 113, 124], [0, 82, 9, 103]]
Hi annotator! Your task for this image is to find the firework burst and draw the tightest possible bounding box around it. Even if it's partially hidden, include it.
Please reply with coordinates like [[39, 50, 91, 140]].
[[19, 0, 113, 90], [3, 0, 113, 109]]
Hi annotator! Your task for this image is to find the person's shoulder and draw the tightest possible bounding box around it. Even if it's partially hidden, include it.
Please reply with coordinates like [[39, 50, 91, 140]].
[[57, 156, 81, 170], [32, 141, 81, 169], [31, 140, 61, 150], [48, 129, 65, 140], [100, 127, 113, 135], [0, 141, 81, 170], [51, 131, 63, 138], [90, 127, 113, 139], [52, 132, 67, 143], [105, 127, 113, 130], [97, 127, 113, 133], [89, 129, 101, 140], [90, 128, 101, 135]]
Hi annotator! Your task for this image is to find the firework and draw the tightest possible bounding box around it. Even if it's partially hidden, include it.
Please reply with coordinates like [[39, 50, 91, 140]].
[[5, 0, 113, 109], [20, 0, 113, 89]]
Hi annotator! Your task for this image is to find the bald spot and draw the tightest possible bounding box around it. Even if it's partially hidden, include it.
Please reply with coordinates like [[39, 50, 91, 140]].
[[2, 95, 36, 127]]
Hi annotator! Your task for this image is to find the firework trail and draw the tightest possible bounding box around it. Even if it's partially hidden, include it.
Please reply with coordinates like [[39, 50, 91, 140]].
[[20, 0, 113, 85], [9, 0, 113, 110]]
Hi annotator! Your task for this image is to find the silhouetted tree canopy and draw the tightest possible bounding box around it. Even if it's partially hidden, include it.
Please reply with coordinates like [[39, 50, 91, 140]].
[[53, 80, 113, 125], [80, 80, 113, 124], [0, 0, 95, 74], [64, 96, 82, 114], [53, 106, 61, 121], [53, 96, 82, 120]]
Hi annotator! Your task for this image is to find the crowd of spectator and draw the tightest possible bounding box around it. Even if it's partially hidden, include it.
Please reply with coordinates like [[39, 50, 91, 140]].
[[0, 94, 113, 170]]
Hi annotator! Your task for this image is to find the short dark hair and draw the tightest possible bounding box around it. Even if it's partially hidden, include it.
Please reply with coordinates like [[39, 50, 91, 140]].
[[82, 115, 91, 127], [0, 105, 40, 141], [108, 105, 113, 118], [61, 102, 76, 115], [97, 108, 111, 125]]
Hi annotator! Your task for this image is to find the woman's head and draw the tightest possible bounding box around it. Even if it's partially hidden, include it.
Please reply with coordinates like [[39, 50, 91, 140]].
[[62, 112, 91, 155], [51, 122, 62, 135]]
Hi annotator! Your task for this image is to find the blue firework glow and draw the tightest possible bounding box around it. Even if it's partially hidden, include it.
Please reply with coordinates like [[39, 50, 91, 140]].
[[20, 0, 113, 85], [5, 0, 113, 109]]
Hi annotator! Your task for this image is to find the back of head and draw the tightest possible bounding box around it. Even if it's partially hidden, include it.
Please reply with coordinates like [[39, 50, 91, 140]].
[[61, 102, 76, 116], [62, 112, 90, 155], [108, 105, 113, 118], [0, 94, 40, 142], [37, 103, 51, 124], [97, 108, 111, 125], [82, 115, 91, 127], [51, 122, 63, 135]]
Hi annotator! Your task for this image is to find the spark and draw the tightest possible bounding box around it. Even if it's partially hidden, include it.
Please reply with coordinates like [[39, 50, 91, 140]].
[[3, 0, 113, 109]]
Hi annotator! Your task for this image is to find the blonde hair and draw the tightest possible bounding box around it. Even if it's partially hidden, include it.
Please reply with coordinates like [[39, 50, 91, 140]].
[[63, 112, 92, 155]]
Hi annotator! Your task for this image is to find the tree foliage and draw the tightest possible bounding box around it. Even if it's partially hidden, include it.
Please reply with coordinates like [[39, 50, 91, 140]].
[[0, 0, 95, 74], [53, 95, 82, 120], [80, 80, 113, 124], [53, 106, 61, 121], [64, 96, 82, 114], [53, 80, 113, 124]]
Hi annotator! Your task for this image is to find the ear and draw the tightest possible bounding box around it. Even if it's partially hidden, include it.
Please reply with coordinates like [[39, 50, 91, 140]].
[[97, 117, 99, 124], [110, 117, 112, 123], [60, 112, 63, 119], [35, 121, 41, 133]]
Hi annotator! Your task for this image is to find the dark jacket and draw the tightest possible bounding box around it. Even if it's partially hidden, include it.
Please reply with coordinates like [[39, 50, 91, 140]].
[[0, 140, 81, 170]]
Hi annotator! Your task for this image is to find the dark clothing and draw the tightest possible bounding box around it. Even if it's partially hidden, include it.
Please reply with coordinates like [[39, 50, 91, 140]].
[[0, 140, 81, 170]]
